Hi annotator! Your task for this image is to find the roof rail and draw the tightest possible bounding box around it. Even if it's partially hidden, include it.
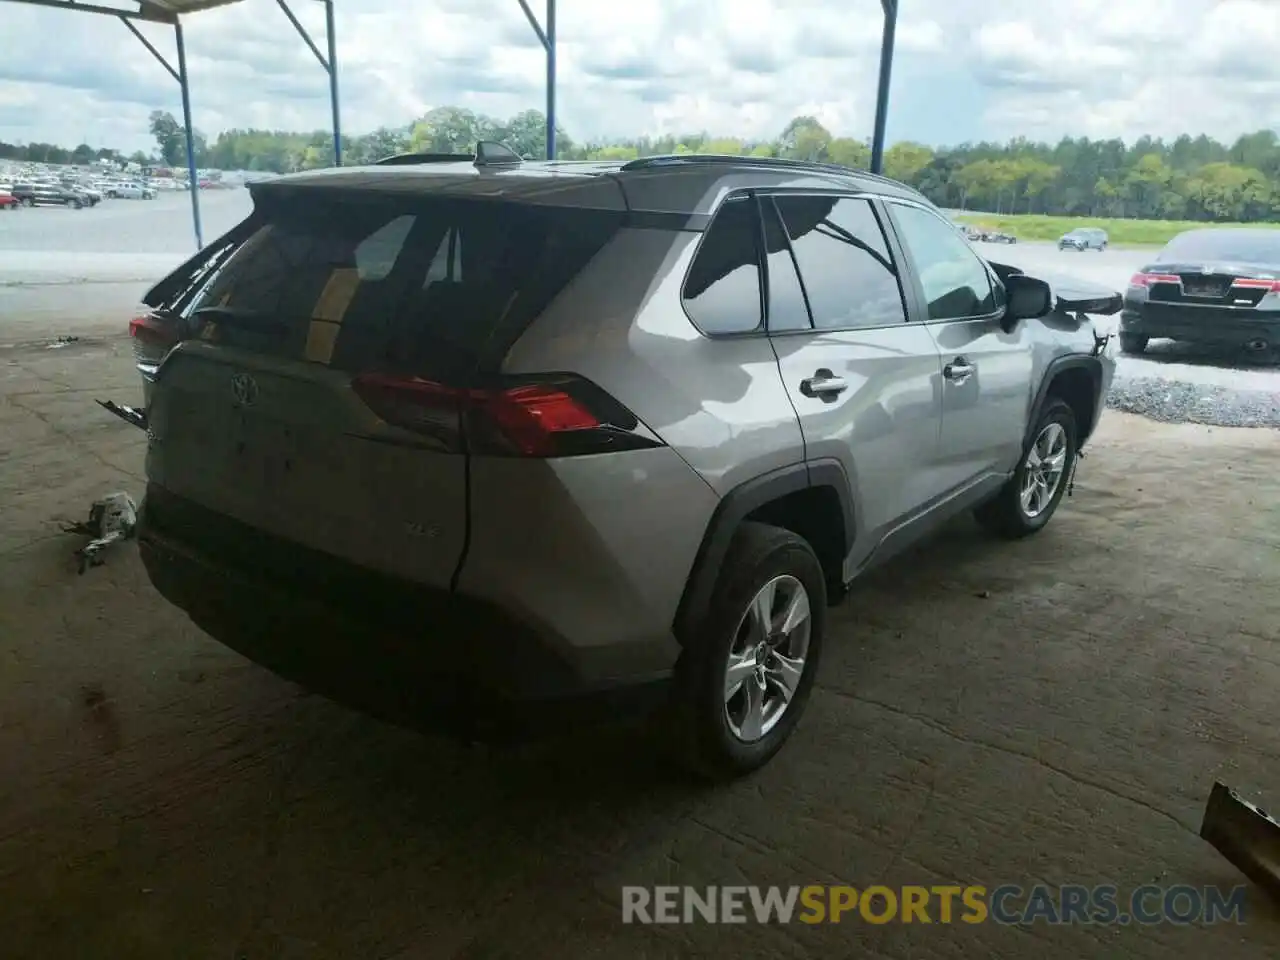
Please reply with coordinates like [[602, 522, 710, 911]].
[[618, 153, 895, 184], [374, 152, 474, 166]]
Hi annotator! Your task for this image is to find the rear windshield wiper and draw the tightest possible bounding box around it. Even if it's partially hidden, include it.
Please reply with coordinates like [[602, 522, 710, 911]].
[[191, 305, 290, 337]]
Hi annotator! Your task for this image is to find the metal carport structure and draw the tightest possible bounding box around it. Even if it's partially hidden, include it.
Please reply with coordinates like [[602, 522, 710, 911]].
[[2, 0, 900, 249], [5, 0, 342, 250]]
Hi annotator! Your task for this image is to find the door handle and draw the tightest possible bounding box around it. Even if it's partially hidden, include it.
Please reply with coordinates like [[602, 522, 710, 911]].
[[800, 370, 848, 398], [943, 358, 974, 384]]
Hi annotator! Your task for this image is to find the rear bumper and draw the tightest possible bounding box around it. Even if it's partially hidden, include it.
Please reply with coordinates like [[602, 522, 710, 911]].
[[1121, 305, 1280, 347], [137, 486, 672, 740]]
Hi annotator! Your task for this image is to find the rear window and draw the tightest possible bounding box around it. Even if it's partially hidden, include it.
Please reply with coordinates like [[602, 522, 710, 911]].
[[184, 192, 622, 378], [1159, 230, 1280, 266], [682, 196, 763, 335]]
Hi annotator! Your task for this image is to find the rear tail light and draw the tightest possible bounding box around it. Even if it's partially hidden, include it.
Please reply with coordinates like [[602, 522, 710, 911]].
[[351, 373, 662, 458], [1129, 272, 1181, 288], [129, 310, 180, 376], [1231, 278, 1280, 293]]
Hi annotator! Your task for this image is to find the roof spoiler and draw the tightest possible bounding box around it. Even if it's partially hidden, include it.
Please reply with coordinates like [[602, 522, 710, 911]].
[[373, 141, 525, 169]]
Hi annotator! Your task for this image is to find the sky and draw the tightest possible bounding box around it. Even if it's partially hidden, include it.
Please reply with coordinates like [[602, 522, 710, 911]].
[[0, 0, 1278, 153]]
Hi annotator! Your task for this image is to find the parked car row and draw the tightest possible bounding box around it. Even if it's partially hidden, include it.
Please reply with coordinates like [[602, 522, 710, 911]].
[[963, 225, 1018, 244], [0, 181, 99, 208], [955, 223, 1114, 253], [0, 177, 160, 209]]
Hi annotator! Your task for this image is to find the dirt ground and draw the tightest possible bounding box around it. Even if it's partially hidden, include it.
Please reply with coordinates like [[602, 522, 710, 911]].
[[2, 334, 1279, 960]]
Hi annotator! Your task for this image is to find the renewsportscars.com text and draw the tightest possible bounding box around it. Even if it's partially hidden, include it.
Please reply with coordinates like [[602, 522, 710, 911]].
[[621, 884, 1247, 925]]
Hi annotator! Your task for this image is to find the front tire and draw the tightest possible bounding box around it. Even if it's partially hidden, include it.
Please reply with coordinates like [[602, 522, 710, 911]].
[[975, 398, 1077, 539], [1119, 332, 1148, 355], [668, 522, 826, 780]]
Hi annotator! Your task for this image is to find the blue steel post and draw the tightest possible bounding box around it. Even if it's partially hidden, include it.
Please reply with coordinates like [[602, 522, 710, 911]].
[[174, 20, 204, 249], [869, 0, 898, 175], [545, 0, 556, 159], [325, 0, 342, 165]]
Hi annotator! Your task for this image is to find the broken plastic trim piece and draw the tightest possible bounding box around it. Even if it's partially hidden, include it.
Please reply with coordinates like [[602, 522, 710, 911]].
[[97, 399, 148, 431], [64, 492, 139, 575], [1200, 780, 1280, 902], [1057, 292, 1123, 315]]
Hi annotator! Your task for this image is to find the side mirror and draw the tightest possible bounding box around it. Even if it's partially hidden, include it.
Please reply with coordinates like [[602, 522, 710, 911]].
[[1001, 274, 1053, 332]]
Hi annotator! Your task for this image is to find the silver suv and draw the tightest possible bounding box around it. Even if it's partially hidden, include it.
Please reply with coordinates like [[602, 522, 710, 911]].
[[1059, 227, 1108, 252], [133, 147, 1119, 778]]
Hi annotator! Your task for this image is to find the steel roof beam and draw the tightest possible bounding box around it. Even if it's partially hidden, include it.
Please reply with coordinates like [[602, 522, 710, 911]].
[[516, 0, 556, 160], [869, 0, 898, 175]]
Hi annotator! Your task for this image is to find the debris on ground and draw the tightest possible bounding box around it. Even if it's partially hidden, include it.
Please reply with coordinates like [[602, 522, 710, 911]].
[[96, 399, 148, 430], [46, 336, 80, 349], [1200, 780, 1280, 902], [62, 492, 139, 574]]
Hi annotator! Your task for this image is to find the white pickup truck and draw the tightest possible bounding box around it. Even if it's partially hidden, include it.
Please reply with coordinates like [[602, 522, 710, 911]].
[[111, 182, 156, 200]]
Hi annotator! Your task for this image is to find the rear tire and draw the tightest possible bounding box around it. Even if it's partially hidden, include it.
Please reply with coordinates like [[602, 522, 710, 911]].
[[1119, 333, 1148, 355], [667, 522, 826, 781], [975, 398, 1077, 540]]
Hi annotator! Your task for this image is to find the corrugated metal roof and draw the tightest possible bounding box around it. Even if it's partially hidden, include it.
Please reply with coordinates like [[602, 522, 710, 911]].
[[1, 0, 250, 24], [141, 0, 248, 17]]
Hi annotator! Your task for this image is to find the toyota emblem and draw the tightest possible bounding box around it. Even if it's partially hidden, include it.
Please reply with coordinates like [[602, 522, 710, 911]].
[[230, 372, 259, 407]]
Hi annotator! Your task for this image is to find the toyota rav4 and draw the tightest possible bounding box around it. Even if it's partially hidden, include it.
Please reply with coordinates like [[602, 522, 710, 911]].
[[131, 145, 1120, 779]]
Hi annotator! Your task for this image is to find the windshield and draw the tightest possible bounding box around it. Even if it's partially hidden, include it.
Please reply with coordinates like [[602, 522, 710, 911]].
[[1158, 230, 1280, 266]]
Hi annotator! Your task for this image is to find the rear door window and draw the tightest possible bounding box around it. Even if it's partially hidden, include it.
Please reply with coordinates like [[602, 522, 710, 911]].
[[772, 195, 907, 329], [682, 196, 763, 335], [186, 193, 622, 379]]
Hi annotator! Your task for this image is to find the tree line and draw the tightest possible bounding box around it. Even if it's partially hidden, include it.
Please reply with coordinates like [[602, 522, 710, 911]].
[[5, 107, 1280, 223]]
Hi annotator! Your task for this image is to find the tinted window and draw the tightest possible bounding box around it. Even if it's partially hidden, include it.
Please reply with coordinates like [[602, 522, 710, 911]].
[[189, 194, 621, 377], [683, 196, 763, 334], [891, 203, 996, 320], [774, 195, 906, 329], [1159, 229, 1280, 265], [760, 200, 812, 332]]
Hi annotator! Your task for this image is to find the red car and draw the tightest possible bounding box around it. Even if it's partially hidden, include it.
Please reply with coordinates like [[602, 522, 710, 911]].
[[0, 191, 18, 210]]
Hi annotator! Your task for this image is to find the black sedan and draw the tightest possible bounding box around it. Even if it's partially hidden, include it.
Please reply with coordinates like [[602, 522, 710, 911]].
[[1120, 228, 1280, 355]]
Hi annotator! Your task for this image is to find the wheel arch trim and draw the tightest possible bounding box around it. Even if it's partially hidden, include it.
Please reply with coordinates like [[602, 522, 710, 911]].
[[674, 460, 856, 644], [1027, 354, 1103, 448]]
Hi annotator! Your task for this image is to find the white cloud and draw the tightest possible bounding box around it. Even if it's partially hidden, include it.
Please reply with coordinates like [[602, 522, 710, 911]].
[[0, 0, 1279, 153]]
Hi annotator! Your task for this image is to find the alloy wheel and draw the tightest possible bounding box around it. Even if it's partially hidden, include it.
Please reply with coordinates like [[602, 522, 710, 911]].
[[1020, 421, 1068, 518], [723, 575, 812, 743]]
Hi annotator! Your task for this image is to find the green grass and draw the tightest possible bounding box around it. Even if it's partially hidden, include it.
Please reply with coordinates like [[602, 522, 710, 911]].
[[952, 212, 1280, 246]]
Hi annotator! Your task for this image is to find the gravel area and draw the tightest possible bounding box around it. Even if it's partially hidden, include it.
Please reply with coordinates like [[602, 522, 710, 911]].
[[1108, 375, 1280, 428]]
